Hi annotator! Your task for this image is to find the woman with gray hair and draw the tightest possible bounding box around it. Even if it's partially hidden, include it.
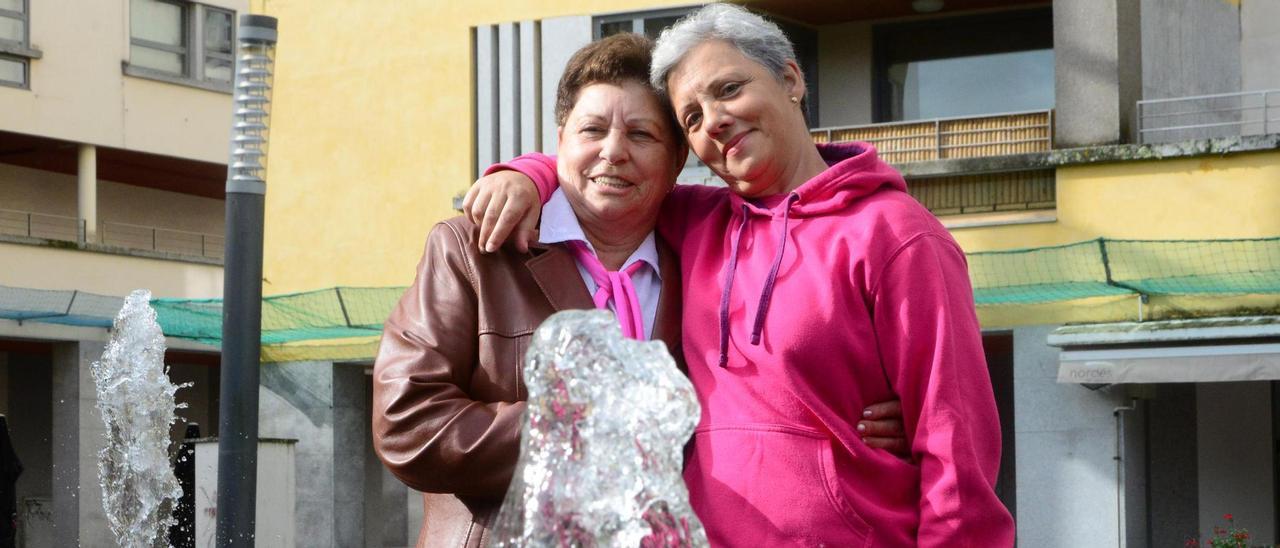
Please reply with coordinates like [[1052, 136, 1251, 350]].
[[467, 4, 1014, 546]]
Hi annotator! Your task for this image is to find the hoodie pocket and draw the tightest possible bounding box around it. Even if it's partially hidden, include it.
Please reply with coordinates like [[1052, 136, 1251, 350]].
[[687, 425, 871, 547]]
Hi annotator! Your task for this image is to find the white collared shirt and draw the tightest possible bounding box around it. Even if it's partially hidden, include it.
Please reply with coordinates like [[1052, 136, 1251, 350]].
[[539, 189, 662, 341]]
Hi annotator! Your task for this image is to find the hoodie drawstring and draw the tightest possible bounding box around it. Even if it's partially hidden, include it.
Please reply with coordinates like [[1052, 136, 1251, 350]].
[[718, 194, 799, 368], [751, 194, 799, 345], [718, 205, 751, 368]]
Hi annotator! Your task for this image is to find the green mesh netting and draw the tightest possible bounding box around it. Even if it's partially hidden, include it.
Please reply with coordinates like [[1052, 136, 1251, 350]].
[[151, 287, 406, 346], [967, 237, 1280, 305], [968, 240, 1134, 305], [0, 285, 125, 327], [1103, 238, 1280, 295], [3, 237, 1278, 362]]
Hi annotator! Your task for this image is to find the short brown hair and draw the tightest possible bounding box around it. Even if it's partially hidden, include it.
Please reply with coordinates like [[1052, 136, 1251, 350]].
[[554, 33, 681, 143]]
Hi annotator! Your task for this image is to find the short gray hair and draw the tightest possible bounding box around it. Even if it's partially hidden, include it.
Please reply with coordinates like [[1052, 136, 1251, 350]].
[[650, 4, 797, 94]]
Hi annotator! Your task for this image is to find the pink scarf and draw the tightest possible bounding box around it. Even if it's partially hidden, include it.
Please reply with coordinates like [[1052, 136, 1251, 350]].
[[566, 241, 646, 340]]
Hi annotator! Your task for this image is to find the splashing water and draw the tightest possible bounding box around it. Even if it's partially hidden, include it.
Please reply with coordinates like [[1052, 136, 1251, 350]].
[[492, 310, 707, 547], [91, 289, 188, 547]]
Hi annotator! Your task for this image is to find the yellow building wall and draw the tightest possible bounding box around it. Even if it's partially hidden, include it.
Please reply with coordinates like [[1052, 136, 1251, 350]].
[[952, 150, 1280, 253], [252, 0, 691, 294]]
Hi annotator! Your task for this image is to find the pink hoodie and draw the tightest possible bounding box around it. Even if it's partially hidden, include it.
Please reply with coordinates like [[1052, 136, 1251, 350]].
[[494, 142, 1014, 547]]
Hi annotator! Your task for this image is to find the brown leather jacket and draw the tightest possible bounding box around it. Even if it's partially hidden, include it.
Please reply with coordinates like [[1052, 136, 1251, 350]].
[[372, 217, 683, 547]]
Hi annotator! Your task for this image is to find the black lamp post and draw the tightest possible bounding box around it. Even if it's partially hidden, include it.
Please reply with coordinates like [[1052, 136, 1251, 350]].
[[216, 13, 277, 548]]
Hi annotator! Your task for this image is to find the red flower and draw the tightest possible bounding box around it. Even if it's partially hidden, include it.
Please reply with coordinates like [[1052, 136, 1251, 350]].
[[1223, 513, 1233, 521]]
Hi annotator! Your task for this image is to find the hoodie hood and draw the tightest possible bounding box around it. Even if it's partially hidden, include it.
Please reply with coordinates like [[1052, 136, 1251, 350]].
[[728, 142, 907, 218]]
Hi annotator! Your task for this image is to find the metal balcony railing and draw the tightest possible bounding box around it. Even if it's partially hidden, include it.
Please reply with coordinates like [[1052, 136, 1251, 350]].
[[1137, 89, 1279, 144], [810, 109, 1054, 165], [0, 208, 83, 242], [100, 221, 225, 260], [0, 208, 224, 260]]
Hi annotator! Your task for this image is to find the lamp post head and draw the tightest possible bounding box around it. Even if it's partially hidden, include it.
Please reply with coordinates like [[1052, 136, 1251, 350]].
[[238, 14, 278, 46], [226, 14, 278, 194]]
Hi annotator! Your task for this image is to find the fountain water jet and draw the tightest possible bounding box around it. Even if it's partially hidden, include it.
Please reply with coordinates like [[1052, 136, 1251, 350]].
[[91, 289, 188, 547]]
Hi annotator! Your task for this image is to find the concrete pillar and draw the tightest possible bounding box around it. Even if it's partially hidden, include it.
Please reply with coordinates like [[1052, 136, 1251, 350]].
[[817, 22, 873, 128], [363, 456, 411, 547], [1139, 0, 1240, 100], [1139, 0, 1242, 140], [1052, 0, 1142, 147], [0, 352, 8, 414], [362, 370, 412, 548], [406, 487, 424, 545], [332, 364, 367, 547], [259, 361, 388, 547], [1121, 397, 1148, 548], [1013, 326, 1126, 547], [1242, 0, 1280, 92], [76, 144, 97, 244], [50, 341, 111, 547]]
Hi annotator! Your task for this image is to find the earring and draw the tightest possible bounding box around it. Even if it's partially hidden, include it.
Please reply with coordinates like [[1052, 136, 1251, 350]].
[[789, 96, 799, 104]]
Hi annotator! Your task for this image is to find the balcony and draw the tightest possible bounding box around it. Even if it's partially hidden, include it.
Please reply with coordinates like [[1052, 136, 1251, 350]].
[[810, 110, 1056, 222], [1137, 89, 1280, 145], [0, 208, 224, 260], [810, 110, 1054, 165]]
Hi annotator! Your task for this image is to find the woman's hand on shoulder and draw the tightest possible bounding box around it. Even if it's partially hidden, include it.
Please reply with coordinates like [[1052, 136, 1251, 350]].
[[462, 170, 541, 253]]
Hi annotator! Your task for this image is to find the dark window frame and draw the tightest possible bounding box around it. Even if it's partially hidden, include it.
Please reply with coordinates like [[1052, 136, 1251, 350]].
[[592, 7, 820, 127], [0, 0, 42, 89], [871, 7, 1053, 123], [129, 0, 189, 74], [0, 53, 26, 88], [125, 0, 235, 93], [593, 7, 696, 40], [201, 5, 234, 82]]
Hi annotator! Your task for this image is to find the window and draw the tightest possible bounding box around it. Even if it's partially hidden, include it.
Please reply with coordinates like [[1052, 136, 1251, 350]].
[[0, 56, 22, 86], [0, 0, 40, 89], [873, 8, 1053, 122], [201, 7, 233, 81], [127, 0, 235, 91], [594, 7, 820, 127], [594, 8, 692, 40]]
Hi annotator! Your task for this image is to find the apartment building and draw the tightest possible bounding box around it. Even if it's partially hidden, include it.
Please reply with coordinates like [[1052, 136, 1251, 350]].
[[249, 0, 1280, 545], [0, 0, 245, 545], [8, 0, 1279, 546]]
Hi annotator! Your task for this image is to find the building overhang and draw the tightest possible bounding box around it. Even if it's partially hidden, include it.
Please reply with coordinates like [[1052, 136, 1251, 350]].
[[743, 0, 1047, 25], [1048, 316, 1280, 384], [0, 130, 226, 199]]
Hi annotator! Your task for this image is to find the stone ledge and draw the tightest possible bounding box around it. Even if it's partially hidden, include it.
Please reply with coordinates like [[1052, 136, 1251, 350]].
[[896, 134, 1280, 177], [1048, 315, 1280, 347], [939, 209, 1057, 230]]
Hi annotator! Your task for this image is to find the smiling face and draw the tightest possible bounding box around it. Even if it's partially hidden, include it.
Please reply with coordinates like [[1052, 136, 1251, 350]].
[[667, 39, 811, 198], [557, 81, 683, 236]]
